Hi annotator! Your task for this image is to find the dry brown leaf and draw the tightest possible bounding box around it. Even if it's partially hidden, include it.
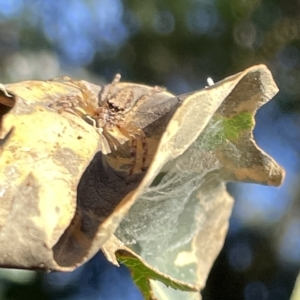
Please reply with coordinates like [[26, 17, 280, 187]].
[[0, 65, 284, 299], [114, 65, 284, 299], [0, 78, 176, 270]]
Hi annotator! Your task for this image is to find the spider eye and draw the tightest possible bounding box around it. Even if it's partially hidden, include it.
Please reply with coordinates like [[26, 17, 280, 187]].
[[108, 101, 122, 112], [108, 102, 117, 110], [108, 102, 114, 110]]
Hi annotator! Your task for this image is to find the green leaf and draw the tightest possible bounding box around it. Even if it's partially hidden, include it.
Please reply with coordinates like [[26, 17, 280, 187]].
[[116, 250, 198, 300]]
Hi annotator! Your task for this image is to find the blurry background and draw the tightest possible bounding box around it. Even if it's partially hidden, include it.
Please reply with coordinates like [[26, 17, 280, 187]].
[[0, 0, 299, 299]]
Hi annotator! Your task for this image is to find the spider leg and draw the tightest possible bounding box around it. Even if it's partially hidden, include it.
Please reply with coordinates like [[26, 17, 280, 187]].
[[116, 126, 148, 174], [138, 129, 148, 171], [129, 135, 137, 176], [50, 78, 97, 115], [81, 114, 96, 127], [112, 73, 121, 83], [102, 129, 119, 151], [116, 126, 139, 175], [49, 99, 78, 115], [98, 73, 122, 105], [48, 76, 72, 82], [63, 108, 78, 115], [99, 133, 112, 155]]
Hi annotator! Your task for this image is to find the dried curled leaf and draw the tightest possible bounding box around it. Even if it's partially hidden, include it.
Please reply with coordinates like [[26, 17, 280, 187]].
[[0, 65, 284, 299], [114, 65, 284, 299], [0, 78, 176, 270], [0, 80, 103, 270]]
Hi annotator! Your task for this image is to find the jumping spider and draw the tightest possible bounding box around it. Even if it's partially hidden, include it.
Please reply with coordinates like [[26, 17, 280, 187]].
[[49, 74, 162, 176]]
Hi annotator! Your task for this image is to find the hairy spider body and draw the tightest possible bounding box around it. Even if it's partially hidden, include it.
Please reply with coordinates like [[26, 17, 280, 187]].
[[49, 74, 162, 176]]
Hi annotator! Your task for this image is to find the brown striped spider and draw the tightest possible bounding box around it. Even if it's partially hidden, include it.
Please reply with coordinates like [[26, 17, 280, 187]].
[[49, 74, 161, 176]]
